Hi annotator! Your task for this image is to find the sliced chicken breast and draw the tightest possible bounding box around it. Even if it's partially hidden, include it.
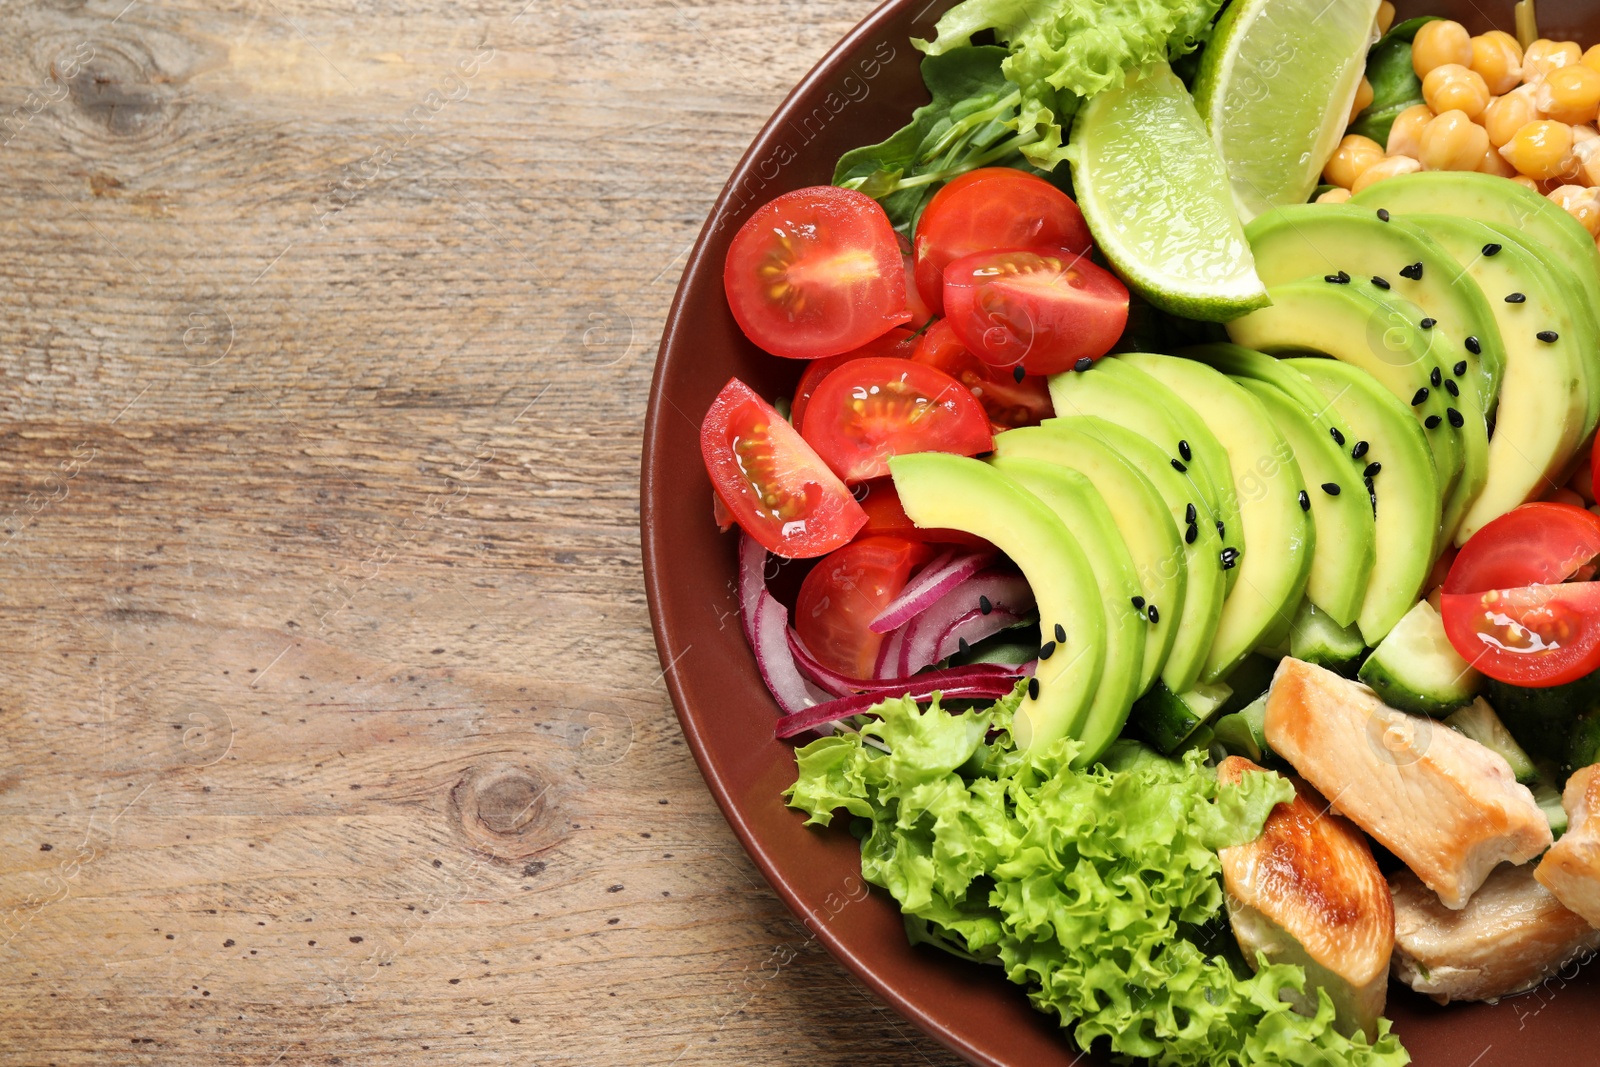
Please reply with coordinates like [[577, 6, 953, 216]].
[[1217, 756, 1393, 1040], [1391, 862, 1600, 1003], [1536, 763, 1600, 926], [1264, 658, 1551, 909]]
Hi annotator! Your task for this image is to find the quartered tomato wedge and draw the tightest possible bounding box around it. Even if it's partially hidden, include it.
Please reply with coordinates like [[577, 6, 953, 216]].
[[795, 535, 933, 679], [723, 186, 909, 359], [942, 248, 1129, 374], [912, 319, 1053, 430], [912, 168, 1092, 316], [798, 357, 993, 483], [856, 477, 990, 548], [1440, 502, 1600, 686], [789, 327, 917, 431], [700, 378, 866, 558]]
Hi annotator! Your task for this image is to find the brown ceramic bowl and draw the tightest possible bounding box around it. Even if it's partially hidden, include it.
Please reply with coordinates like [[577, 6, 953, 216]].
[[641, 1, 1600, 1062]]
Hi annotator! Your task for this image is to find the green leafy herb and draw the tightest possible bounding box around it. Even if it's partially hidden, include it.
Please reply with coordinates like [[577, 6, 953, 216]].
[[1349, 16, 1439, 146], [786, 691, 1411, 1067], [918, 0, 1229, 169]]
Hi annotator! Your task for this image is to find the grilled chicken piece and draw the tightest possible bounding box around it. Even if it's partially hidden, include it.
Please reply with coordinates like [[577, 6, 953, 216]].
[[1536, 763, 1600, 926], [1264, 658, 1552, 909], [1217, 756, 1393, 1040], [1391, 861, 1600, 1002]]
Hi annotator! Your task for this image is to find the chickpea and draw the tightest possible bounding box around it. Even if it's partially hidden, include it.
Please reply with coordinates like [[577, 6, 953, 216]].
[[1351, 154, 1424, 194], [1572, 132, 1600, 185], [1376, 1, 1395, 36], [1323, 133, 1387, 188], [1470, 31, 1524, 95], [1316, 187, 1354, 204], [1386, 103, 1435, 158], [1548, 184, 1600, 235], [1584, 44, 1600, 74], [1479, 143, 1520, 177], [1512, 175, 1541, 190], [1523, 39, 1583, 83], [1539, 65, 1600, 125], [1349, 78, 1375, 125], [1484, 86, 1540, 148], [1420, 109, 1491, 171], [1413, 20, 1473, 78], [1423, 64, 1491, 120], [1500, 119, 1577, 180]]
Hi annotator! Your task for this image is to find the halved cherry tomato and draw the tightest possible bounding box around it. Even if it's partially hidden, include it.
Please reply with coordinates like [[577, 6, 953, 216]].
[[942, 248, 1129, 374], [799, 357, 993, 483], [903, 254, 935, 330], [796, 535, 933, 678], [789, 327, 917, 431], [723, 186, 909, 359], [1440, 502, 1600, 685], [1590, 430, 1600, 503], [912, 319, 1053, 430], [856, 477, 991, 548], [912, 168, 1092, 316], [700, 378, 866, 558]]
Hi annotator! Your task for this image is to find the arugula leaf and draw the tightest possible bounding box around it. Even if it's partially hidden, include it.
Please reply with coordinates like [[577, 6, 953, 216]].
[[787, 693, 1411, 1067], [1349, 16, 1439, 146], [833, 46, 1035, 236]]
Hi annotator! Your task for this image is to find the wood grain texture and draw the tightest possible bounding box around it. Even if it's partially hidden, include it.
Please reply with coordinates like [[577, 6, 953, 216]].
[[0, 1, 965, 1063]]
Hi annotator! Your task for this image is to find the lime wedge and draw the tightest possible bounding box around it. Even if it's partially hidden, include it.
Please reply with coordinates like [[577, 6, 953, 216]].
[[1194, 0, 1382, 223], [1066, 63, 1268, 323]]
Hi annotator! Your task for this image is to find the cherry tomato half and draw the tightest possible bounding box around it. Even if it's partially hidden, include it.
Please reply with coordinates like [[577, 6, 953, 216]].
[[700, 378, 866, 558], [856, 477, 990, 548], [799, 357, 994, 484], [912, 319, 1053, 430], [789, 327, 917, 431], [1591, 430, 1600, 503], [912, 168, 1092, 317], [942, 248, 1129, 375], [1439, 502, 1600, 685], [796, 535, 933, 679], [723, 186, 909, 359]]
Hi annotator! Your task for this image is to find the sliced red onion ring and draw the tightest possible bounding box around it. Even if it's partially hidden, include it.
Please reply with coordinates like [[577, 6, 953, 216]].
[[787, 627, 1027, 696], [874, 627, 907, 680], [738, 533, 767, 649], [898, 571, 1035, 676], [907, 608, 1024, 675], [752, 590, 831, 714], [869, 548, 997, 634], [774, 676, 1026, 739]]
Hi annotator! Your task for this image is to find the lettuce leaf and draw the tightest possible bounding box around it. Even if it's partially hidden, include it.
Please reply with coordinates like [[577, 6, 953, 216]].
[[918, 0, 1228, 168], [786, 693, 1410, 1066]]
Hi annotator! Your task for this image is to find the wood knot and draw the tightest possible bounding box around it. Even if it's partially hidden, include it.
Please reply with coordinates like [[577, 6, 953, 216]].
[[449, 762, 559, 859], [65, 41, 174, 139]]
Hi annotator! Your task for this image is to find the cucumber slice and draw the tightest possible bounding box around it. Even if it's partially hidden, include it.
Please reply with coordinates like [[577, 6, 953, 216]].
[[1290, 600, 1366, 672], [1531, 772, 1570, 838], [1357, 599, 1482, 716], [1444, 698, 1539, 785], [1130, 680, 1232, 754], [1213, 692, 1272, 764]]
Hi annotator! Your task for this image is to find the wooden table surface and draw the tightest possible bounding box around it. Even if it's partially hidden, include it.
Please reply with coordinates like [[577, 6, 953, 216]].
[[0, 0, 966, 1062]]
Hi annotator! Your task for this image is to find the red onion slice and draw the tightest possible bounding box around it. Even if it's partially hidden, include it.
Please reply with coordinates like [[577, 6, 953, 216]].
[[787, 627, 1027, 696], [898, 571, 1036, 676], [752, 590, 831, 715], [738, 533, 767, 649], [774, 676, 1025, 739], [868, 548, 997, 634], [874, 628, 906, 680]]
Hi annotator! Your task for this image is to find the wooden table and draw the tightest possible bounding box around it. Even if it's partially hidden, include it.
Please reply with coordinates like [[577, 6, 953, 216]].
[[0, 0, 964, 1062]]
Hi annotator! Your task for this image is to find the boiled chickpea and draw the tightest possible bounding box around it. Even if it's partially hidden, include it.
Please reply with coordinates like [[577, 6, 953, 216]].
[[1572, 131, 1600, 185], [1500, 119, 1576, 180], [1479, 144, 1520, 177], [1484, 86, 1540, 148], [1584, 44, 1600, 74], [1376, 1, 1395, 36], [1412, 20, 1473, 77], [1548, 185, 1600, 235], [1523, 39, 1583, 83], [1539, 65, 1600, 125], [1420, 109, 1491, 171], [1386, 104, 1435, 158], [1423, 64, 1491, 120], [1323, 133, 1387, 189], [1351, 155, 1424, 194], [1512, 175, 1541, 190], [1470, 31, 1524, 95], [1349, 78, 1375, 125], [1316, 187, 1353, 204]]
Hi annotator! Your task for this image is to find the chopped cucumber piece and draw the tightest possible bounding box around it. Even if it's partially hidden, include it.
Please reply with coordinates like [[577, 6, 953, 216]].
[[1445, 698, 1539, 785], [1289, 600, 1366, 674], [1531, 772, 1570, 838], [1357, 600, 1482, 717], [1130, 680, 1232, 754], [1213, 693, 1272, 764]]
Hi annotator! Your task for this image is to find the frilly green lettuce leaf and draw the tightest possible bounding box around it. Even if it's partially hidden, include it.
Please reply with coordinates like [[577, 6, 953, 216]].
[[786, 692, 1410, 1066]]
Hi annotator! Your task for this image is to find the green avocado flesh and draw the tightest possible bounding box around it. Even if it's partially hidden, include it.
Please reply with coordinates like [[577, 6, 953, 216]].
[[889, 453, 1106, 756]]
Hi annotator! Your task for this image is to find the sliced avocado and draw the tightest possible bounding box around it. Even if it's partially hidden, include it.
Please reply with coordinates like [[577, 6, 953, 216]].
[[1049, 359, 1244, 594], [1246, 204, 1506, 411], [989, 458, 1144, 762], [1399, 213, 1594, 542], [1045, 416, 1228, 695], [1287, 357, 1440, 644], [1225, 277, 1481, 547], [1114, 353, 1313, 682], [990, 425, 1185, 697], [889, 452, 1107, 755]]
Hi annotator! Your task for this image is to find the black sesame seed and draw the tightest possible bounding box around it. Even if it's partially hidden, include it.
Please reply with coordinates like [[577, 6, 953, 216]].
[[1538, 330, 1559, 343], [1185, 502, 1197, 523], [1171, 458, 1187, 473], [1222, 558, 1237, 571], [978, 595, 992, 615], [1321, 482, 1341, 496], [1185, 522, 1198, 544], [1447, 407, 1464, 428], [1372, 276, 1391, 290], [1179, 439, 1192, 461], [1483, 242, 1502, 256], [1351, 440, 1369, 459], [1453, 360, 1467, 376], [1444, 378, 1459, 397], [1329, 427, 1346, 446], [1411, 387, 1429, 406], [958, 637, 970, 655], [1338, 270, 1351, 283], [1055, 623, 1066, 643], [1400, 262, 1423, 280], [1420, 318, 1437, 330], [1324, 273, 1341, 284], [1425, 414, 1442, 429], [1146, 604, 1159, 624], [1377, 208, 1391, 222], [1220, 547, 1239, 570], [1131, 595, 1146, 610], [1028, 678, 1040, 700], [1038, 641, 1056, 660], [1465, 336, 1481, 355], [1363, 461, 1382, 478], [1074, 357, 1093, 372], [1506, 292, 1526, 303], [1298, 490, 1310, 511], [1013, 365, 1026, 383], [1430, 367, 1442, 387], [1216, 520, 1226, 538]]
